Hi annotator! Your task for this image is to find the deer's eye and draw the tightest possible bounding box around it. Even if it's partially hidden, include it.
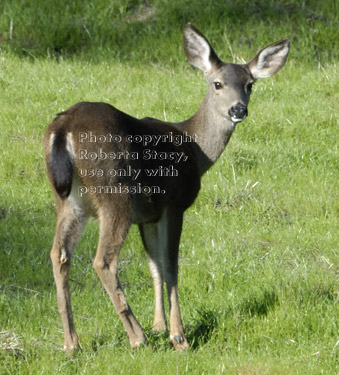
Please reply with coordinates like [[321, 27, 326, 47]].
[[214, 82, 223, 90], [247, 83, 253, 93]]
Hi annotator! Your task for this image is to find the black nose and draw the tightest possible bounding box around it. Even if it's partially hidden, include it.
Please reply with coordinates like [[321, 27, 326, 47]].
[[229, 103, 248, 121]]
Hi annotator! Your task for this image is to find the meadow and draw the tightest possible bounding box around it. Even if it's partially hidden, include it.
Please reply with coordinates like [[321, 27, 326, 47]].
[[0, 1, 338, 374]]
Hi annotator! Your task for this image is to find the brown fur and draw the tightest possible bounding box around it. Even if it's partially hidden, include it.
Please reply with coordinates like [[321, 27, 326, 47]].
[[44, 23, 289, 351]]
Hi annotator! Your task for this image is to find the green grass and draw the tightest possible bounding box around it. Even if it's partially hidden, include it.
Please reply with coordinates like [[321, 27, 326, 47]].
[[0, 1, 338, 374], [0, 0, 338, 64]]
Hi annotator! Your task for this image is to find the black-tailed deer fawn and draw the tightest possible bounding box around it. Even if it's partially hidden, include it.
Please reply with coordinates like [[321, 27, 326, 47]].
[[44, 23, 289, 351]]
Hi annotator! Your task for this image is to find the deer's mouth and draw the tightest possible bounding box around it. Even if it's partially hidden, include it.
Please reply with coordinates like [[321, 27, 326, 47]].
[[230, 114, 247, 123]]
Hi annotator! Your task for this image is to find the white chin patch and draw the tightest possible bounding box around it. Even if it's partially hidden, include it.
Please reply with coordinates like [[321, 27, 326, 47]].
[[231, 116, 246, 123]]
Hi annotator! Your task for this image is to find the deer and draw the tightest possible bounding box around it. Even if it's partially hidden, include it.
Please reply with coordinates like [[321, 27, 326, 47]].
[[43, 23, 289, 352]]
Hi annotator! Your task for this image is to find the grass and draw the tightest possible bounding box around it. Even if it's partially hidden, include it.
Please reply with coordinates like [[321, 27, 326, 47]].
[[0, 0, 338, 64], [0, 1, 338, 374]]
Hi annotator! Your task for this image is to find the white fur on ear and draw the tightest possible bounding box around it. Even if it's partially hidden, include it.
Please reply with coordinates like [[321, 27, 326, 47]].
[[249, 39, 290, 79], [184, 24, 213, 74]]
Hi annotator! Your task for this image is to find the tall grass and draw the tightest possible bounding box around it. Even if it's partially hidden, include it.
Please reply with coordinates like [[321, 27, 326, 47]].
[[0, 0, 338, 64], [0, 1, 338, 374]]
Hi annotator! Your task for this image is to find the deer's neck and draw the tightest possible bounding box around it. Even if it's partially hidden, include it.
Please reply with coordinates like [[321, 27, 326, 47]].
[[175, 93, 236, 176]]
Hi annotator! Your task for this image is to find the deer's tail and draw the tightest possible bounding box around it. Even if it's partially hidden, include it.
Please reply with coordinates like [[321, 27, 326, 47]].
[[48, 127, 74, 199]]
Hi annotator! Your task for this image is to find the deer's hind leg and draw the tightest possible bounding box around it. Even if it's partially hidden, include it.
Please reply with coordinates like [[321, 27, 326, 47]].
[[93, 203, 146, 349], [50, 198, 88, 352]]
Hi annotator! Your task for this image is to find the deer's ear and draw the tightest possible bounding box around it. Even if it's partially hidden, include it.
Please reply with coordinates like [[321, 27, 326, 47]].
[[184, 23, 221, 75], [247, 39, 290, 79]]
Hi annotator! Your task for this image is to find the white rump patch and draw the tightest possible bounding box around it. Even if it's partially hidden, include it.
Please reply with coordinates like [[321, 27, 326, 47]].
[[66, 133, 76, 160], [49, 132, 56, 148]]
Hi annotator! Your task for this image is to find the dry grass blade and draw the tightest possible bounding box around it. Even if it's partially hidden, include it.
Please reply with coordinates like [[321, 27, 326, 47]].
[[0, 331, 24, 354]]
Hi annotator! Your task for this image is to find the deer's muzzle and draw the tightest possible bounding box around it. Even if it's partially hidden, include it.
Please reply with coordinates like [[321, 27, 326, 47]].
[[229, 103, 248, 123]]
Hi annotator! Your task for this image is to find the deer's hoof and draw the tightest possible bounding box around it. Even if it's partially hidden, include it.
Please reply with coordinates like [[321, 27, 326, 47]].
[[170, 334, 189, 351], [63, 343, 81, 354], [130, 338, 148, 350]]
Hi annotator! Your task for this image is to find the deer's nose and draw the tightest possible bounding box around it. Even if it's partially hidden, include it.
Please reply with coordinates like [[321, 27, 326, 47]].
[[229, 103, 248, 122]]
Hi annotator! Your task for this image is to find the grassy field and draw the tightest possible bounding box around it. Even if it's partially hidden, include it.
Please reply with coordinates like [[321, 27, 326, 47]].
[[0, 1, 338, 374]]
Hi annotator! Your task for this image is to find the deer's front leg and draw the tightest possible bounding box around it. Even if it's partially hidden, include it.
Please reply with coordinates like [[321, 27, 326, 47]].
[[166, 278, 188, 350], [148, 258, 167, 332], [140, 223, 167, 332], [163, 207, 188, 350]]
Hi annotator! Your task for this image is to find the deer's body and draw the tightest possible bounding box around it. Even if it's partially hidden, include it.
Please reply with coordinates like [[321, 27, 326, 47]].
[[45, 102, 201, 223], [44, 23, 289, 351]]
